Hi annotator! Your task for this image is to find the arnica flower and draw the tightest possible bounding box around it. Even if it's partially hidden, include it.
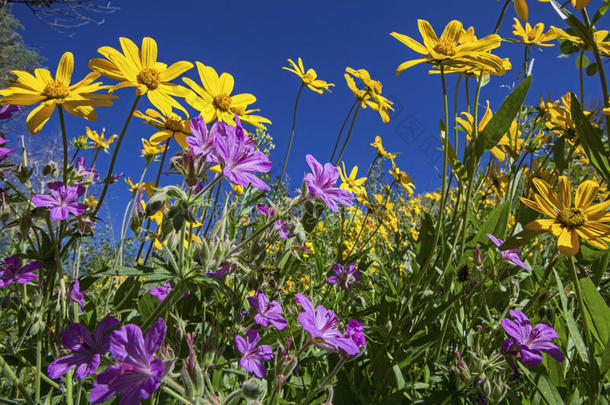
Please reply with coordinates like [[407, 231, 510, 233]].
[[283, 57, 334, 94], [86, 127, 117, 151], [389, 159, 415, 197], [550, 27, 610, 56], [247, 290, 287, 330], [294, 294, 360, 355], [89, 37, 193, 115], [520, 176, 610, 257], [68, 276, 85, 311], [370, 136, 397, 159], [513, 0, 551, 22], [90, 318, 171, 404], [48, 316, 118, 379], [304, 154, 353, 212], [31, 182, 87, 221], [339, 162, 367, 199], [486, 234, 531, 271], [186, 116, 215, 161], [0, 256, 40, 287], [134, 108, 191, 149], [214, 116, 272, 191], [344, 67, 394, 123], [512, 18, 557, 47], [0, 105, 20, 120], [141, 138, 166, 157], [0, 52, 114, 134], [149, 281, 171, 301], [391, 20, 503, 75], [235, 329, 274, 378], [328, 263, 361, 290], [183, 62, 257, 125], [501, 310, 563, 379]]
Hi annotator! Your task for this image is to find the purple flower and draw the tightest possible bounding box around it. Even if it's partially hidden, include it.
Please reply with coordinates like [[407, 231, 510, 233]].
[[235, 329, 273, 378], [303, 154, 353, 212], [256, 204, 275, 218], [214, 116, 272, 191], [149, 282, 171, 301], [90, 318, 172, 404], [247, 290, 287, 330], [345, 320, 366, 348], [48, 316, 118, 379], [501, 310, 563, 379], [186, 116, 215, 161], [0, 137, 16, 161], [294, 294, 359, 355], [0, 256, 40, 287], [0, 105, 20, 120], [74, 157, 98, 181], [68, 276, 85, 311], [31, 182, 87, 221], [487, 234, 530, 272], [327, 263, 361, 289], [273, 219, 291, 239]]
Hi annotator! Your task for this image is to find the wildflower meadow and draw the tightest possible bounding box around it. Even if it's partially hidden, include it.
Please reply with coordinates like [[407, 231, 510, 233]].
[[1, 0, 610, 403]]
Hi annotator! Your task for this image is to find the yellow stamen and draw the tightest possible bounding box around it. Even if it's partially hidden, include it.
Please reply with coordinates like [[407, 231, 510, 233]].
[[433, 39, 457, 56], [165, 116, 183, 131], [42, 80, 70, 99], [558, 208, 585, 229], [137, 68, 161, 90], [213, 94, 232, 111]]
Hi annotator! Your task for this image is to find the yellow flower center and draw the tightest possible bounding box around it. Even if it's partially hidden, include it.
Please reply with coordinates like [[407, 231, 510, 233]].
[[558, 207, 586, 229], [137, 68, 161, 90], [42, 80, 70, 99], [165, 116, 184, 132], [302, 73, 314, 84], [213, 94, 232, 112], [526, 31, 537, 42], [365, 80, 383, 95], [433, 39, 457, 56]]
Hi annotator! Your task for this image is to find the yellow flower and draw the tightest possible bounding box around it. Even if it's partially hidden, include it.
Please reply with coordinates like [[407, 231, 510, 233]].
[[512, 18, 557, 46], [540, 93, 585, 142], [183, 62, 256, 125], [89, 37, 193, 115], [513, 0, 550, 22], [370, 136, 397, 159], [283, 58, 334, 94], [456, 100, 505, 161], [84, 196, 98, 207], [520, 176, 610, 256], [86, 127, 117, 150], [344, 67, 394, 123], [339, 162, 367, 198], [389, 159, 415, 196], [125, 178, 156, 195], [551, 27, 610, 55], [134, 108, 190, 149], [231, 105, 272, 130], [0, 52, 114, 134], [141, 138, 166, 157], [390, 20, 503, 74]]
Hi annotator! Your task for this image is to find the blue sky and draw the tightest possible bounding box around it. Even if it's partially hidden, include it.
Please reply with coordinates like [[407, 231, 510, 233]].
[[8, 0, 601, 210]]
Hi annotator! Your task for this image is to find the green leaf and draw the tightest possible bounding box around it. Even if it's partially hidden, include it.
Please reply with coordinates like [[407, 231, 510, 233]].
[[472, 200, 510, 246], [553, 134, 567, 172], [415, 213, 435, 267], [592, 1, 610, 24], [555, 270, 588, 363], [570, 93, 610, 184], [576, 54, 590, 69], [499, 228, 542, 251], [581, 277, 610, 346], [301, 201, 324, 233], [392, 364, 405, 391], [474, 76, 532, 160], [113, 277, 142, 312], [549, 0, 595, 49], [600, 336, 610, 377], [537, 374, 565, 405], [586, 62, 599, 76]]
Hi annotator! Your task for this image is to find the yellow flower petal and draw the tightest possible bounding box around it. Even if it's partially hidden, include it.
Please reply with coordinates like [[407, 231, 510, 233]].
[[140, 37, 157, 69], [557, 228, 579, 257], [26, 102, 55, 134], [574, 180, 599, 210], [55, 52, 74, 85]]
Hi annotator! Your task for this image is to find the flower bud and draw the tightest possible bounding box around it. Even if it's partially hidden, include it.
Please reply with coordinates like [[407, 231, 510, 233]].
[[240, 378, 266, 400]]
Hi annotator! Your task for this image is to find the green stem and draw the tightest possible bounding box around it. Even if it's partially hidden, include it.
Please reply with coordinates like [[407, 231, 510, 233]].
[[279, 84, 304, 181], [66, 369, 73, 405], [579, 49, 585, 103], [493, 0, 511, 34], [35, 332, 41, 402], [330, 100, 359, 162], [161, 385, 191, 404], [301, 357, 346, 405], [334, 104, 361, 166], [58, 106, 68, 184], [203, 178, 222, 237], [0, 352, 35, 404]]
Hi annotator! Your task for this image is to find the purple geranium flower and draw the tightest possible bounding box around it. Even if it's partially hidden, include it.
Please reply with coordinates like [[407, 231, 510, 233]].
[[214, 115, 272, 191], [48, 316, 118, 379], [74, 157, 98, 181], [327, 263, 361, 289], [273, 219, 291, 239], [294, 294, 359, 355], [149, 282, 171, 301], [31, 182, 87, 221], [303, 154, 353, 212], [256, 203, 275, 218], [186, 116, 216, 161], [90, 318, 172, 404], [0, 256, 40, 287], [247, 290, 287, 330], [345, 319, 366, 348], [501, 310, 563, 379], [0, 105, 20, 120], [235, 329, 273, 378], [68, 276, 85, 311], [487, 234, 530, 272], [0, 137, 16, 161]]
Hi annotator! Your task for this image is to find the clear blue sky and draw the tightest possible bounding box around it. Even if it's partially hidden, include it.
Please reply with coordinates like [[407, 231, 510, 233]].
[[9, 0, 599, 208]]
